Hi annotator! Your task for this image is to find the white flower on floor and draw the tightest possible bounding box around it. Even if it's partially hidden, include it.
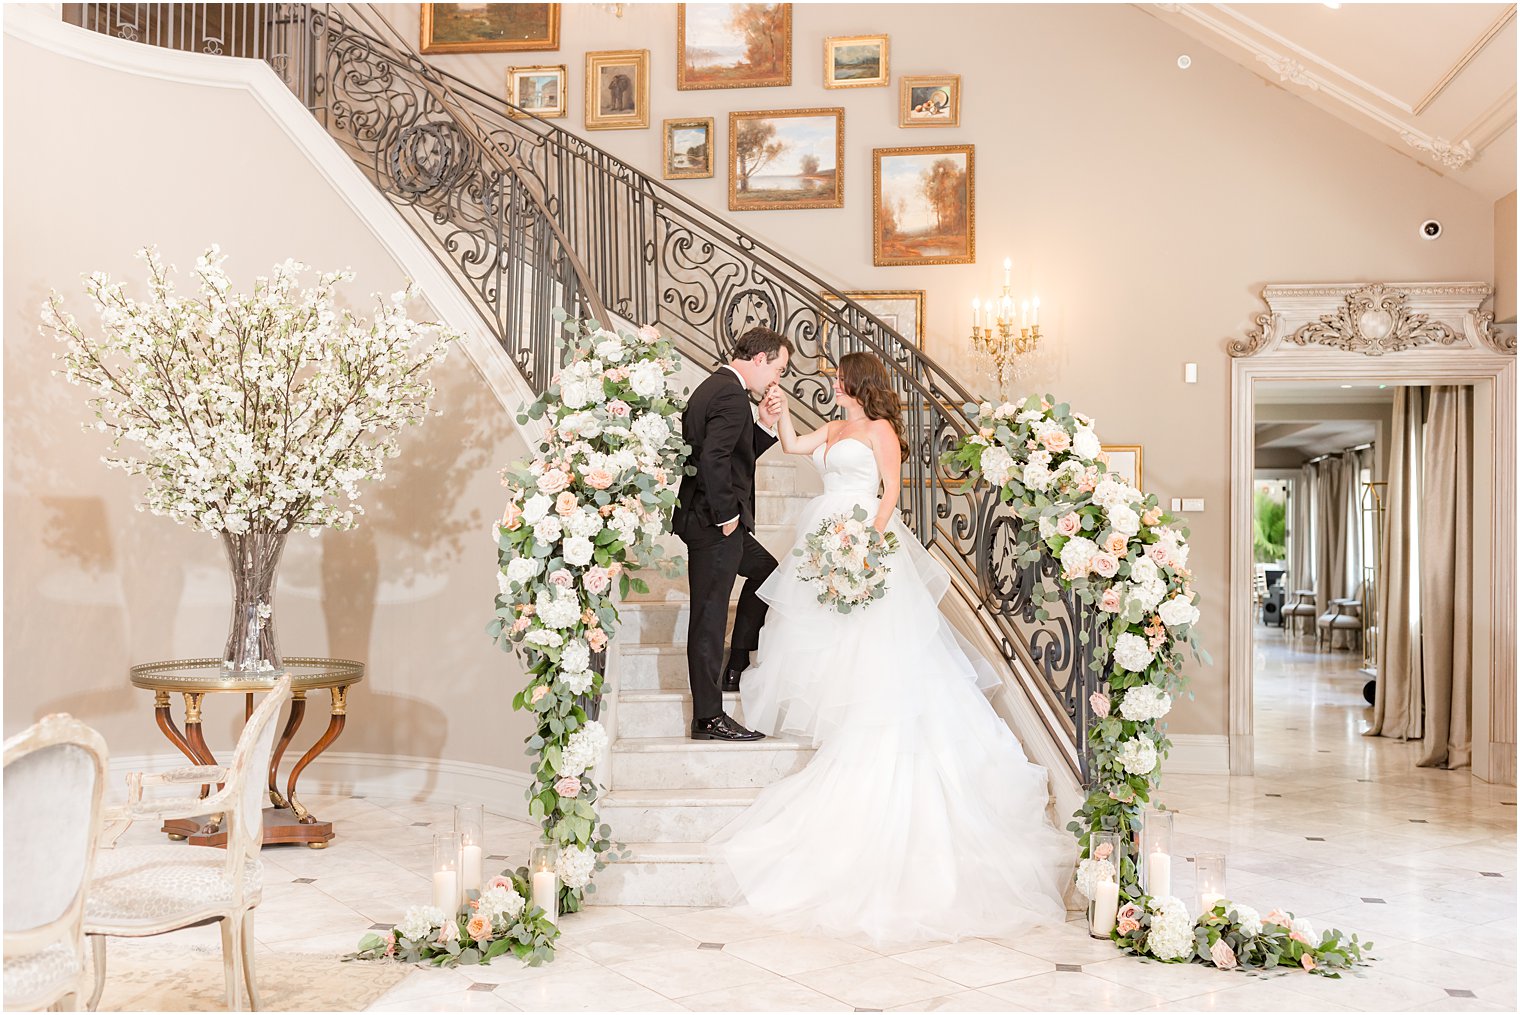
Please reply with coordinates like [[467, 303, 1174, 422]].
[[476, 884, 525, 925], [1118, 684, 1172, 722], [1116, 736, 1158, 775], [1074, 857, 1117, 900], [556, 845, 597, 889], [560, 720, 608, 777], [1231, 902, 1263, 937], [1112, 632, 1156, 673], [396, 905, 446, 942], [1146, 896, 1195, 961]]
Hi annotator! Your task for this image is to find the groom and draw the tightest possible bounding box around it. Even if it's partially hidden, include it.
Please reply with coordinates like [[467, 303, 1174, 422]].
[[673, 327, 792, 742]]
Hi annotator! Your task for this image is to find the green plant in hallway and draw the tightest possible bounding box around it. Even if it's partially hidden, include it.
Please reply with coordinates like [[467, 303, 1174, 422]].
[[1254, 487, 1287, 562]]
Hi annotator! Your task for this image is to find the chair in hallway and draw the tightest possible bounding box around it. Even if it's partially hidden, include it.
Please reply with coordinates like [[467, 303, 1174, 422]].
[[84, 675, 292, 1012], [1317, 594, 1364, 652], [1282, 588, 1317, 636], [4, 714, 109, 1012]]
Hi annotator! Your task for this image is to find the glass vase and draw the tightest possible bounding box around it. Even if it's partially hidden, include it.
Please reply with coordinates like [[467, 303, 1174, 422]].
[[1086, 830, 1122, 939], [1196, 851, 1227, 916], [455, 804, 485, 894], [432, 832, 462, 913], [530, 844, 559, 925], [221, 530, 287, 675], [1138, 810, 1175, 900]]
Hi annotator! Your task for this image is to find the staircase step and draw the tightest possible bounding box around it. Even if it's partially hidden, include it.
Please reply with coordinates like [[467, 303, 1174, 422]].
[[755, 491, 798, 526], [616, 690, 743, 738], [617, 600, 737, 643], [615, 644, 690, 690], [591, 841, 737, 907], [599, 787, 759, 842], [611, 735, 814, 790], [758, 460, 801, 489]]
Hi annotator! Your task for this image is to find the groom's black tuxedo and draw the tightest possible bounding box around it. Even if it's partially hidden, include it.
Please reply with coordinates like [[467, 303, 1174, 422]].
[[675, 367, 779, 721]]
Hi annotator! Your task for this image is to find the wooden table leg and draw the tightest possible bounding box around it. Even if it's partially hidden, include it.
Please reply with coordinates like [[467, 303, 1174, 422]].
[[268, 692, 307, 809], [286, 685, 348, 841], [165, 692, 226, 841], [153, 690, 198, 764]]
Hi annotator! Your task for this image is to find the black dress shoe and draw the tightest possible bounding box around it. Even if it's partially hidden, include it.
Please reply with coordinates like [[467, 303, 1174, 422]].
[[691, 712, 765, 742], [722, 669, 743, 693]]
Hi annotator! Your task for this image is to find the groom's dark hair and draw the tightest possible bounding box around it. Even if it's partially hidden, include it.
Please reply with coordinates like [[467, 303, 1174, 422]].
[[731, 327, 793, 363]]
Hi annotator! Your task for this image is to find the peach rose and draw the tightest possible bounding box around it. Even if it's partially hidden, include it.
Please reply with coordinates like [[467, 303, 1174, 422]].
[[537, 468, 570, 495], [554, 775, 581, 798], [1117, 915, 1141, 935], [1026, 439, 1039, 450], [1098, 588, 1123, 613], [467, 914, 492, 943], [1057, 512, 1082, 537], [587, 628, 608, 651], [1265, 910, 1292, 928], [489, 875, 514, 892], [584, 567, 611, 595], [585, 468, 614, 490], [1089, 691, 1110, 718], [548, 569, 574, 589], [1078, 472, 1098, 493], [556, 492, 579, 516], [582, 608, 597, 624], [511, 617, 532, 634], [1091, 552, 1119, 578], [1289, 930, 1313, 946], [1092, 842, 1113, 861], [1210, 940, 1237, 969], [607, 561, 624, 577], [437, 919, 459, 944], [502, 501, 523, 530], [638, 324, 661, 343], [606, 399, 632, 418], [1041, 429, 1072, 454], [530, 685, 549, 704], [979, 427, 994, 439], [1104, 533, 1128, 556], [1300, 953, 1317, 972], [1142, 507, 1164, 527]]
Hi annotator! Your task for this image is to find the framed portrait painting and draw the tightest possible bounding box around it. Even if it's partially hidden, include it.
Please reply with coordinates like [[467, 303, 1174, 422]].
[[420, 4, 560, 54], [873, 144, 975, 266], [729, 107, 843, 211], [824, 35, 889, 89], [1101, 445, 1143, 488], [678, 3, 792, 90], [663, 117, 715, 180], [507, 65, 567, 119], [585, 50, 650, 130], [899, 74, 961, 128]]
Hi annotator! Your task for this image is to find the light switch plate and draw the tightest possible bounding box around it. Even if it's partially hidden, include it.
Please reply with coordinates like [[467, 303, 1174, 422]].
[[1170, 498, 1183, 511], [1182, 497, 1205, 512], [1184, 363, 1198, 383]]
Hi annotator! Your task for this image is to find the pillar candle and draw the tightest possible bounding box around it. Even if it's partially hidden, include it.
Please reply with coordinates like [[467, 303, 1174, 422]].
[[971, 298, 980, 327], [1200, 892, 1223, 913], [431, 869, 458, 913], [1090, 880, 1120, 937], [461, 844, 483, 893], [1147, 851, 1172, 898], [532, 869, 559, 925]]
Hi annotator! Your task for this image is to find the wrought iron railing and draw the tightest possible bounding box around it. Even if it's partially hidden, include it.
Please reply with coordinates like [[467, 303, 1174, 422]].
[[69, 1, 1098, 783]]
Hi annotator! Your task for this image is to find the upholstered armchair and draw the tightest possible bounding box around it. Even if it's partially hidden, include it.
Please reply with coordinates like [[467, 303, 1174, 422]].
[[4, 714, 109, 1012], [85, 675, 292, 1012], [1282, 588, 1318, 637]]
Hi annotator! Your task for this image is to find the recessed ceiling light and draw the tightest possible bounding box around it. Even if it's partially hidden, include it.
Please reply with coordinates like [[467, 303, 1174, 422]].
[[1340, 384, 1353, 389], [1323, 2, 1341, 8], [1177, 55, 1192, 70], [1378, 384, 1388, 389]]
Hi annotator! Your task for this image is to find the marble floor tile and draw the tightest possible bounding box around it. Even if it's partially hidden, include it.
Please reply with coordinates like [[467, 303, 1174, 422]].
[[792, 956, 966, 1010], [679, 977, 853, 1011], [1080, 955, 1240, 1003], [887, 989, 1034, 1011], [608, 947, 776, 999], [719, 932, 879, 976], [488, 964, 677, 1012], [1147, 976, 1358, 1012], [892, 938, 1055, 989], [979, 969, 1168, 1011], [555, 916, 703, 966]]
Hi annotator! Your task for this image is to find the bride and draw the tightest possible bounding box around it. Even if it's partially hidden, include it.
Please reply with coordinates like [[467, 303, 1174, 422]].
[[711, 352, 1073, 945]]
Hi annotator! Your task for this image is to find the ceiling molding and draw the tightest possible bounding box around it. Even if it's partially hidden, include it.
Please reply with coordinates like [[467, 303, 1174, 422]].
[[1146, 4, 1516, 178]]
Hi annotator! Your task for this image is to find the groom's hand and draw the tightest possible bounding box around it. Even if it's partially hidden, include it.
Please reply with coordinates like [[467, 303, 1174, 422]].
[[758, 384, 784, 426], [721, 519, 739, 537]]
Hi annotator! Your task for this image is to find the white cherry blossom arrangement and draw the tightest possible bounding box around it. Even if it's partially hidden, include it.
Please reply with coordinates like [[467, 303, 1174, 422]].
[[489, 311, 689, 945], [945, 395, 1369, 976], [793, 506, 900, 613]]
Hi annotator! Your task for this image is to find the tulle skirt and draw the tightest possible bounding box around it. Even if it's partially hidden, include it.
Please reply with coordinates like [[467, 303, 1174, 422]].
[[711, 490, 1074, 945]]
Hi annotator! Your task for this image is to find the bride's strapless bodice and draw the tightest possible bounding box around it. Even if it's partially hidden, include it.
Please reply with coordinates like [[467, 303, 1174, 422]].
[[812, 438, 880, 499]]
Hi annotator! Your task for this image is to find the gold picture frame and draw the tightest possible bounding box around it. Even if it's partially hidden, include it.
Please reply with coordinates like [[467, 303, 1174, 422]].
[[420, 4, 560, 54], [899, 74, 962, 128], [820, 289, 927, 351], [729, 107, 844, 211], [824, 34, 889, 89], [663, 117, 716, 180], [507, 65, 567, 120], [585, 50, 650, 130], [677, 3, 793, 90], [1101, 445, 1144, 488], [873, 144, 975, 266]]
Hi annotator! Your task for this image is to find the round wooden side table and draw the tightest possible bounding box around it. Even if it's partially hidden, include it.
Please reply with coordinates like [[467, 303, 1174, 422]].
[[130, 657, 364, 849]]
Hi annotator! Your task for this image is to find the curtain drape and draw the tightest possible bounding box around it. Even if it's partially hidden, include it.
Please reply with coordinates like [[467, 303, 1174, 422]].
[[1370, 387, 1424, 739], [1340, 448, 1365, 612], [1290, 463, 1316, 595], [1314, 456, 1348, 623], [1417, 386, 1473, 769]]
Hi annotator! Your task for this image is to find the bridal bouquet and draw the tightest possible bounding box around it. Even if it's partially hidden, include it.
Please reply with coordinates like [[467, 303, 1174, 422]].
[[793, 506, 899, 613]]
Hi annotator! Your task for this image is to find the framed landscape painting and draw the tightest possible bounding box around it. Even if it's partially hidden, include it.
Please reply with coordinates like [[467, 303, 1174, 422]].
[[820, 290, 926, 349], [730, 108, 843, 211], [873, 144, 974, 266], [824, 35, 889, 89], [1102, 445, 1144, 488], [507, 65, 567, 119], [585, 50, 650, 130], [678, 3, 792, 90], [899, 74, 962, 128], [420, 4, 560, 54], [663, 117, 715, 180]]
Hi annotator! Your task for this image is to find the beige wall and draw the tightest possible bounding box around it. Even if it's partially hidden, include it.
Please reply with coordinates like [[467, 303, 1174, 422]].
[[2, 29, 536, 771], [381, 3, 1499, 736], [1497, 190, 1516, 323]]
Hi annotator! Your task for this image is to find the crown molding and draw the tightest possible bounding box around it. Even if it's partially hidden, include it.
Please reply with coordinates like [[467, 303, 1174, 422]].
[[1146, 4, 1516, 174]]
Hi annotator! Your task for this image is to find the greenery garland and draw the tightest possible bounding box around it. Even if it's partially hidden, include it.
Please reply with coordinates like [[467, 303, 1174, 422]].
[[349, 872, 560, 967], [945, 394, 1369, 976]]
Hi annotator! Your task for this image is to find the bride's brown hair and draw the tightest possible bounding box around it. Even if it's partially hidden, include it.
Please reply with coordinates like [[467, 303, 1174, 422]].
[[836, 352, 908, 461]]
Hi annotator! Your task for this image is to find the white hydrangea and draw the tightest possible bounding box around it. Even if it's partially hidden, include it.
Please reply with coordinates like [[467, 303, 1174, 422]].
[[1038, 514, 1058, 539], [563, 535, 594, 567], [558, 667, 594, 695], [536, 588, 581, 629], [1093, 475, 1134, 511], [1060, 536, 1099, 578], [980, 445, 1015, 487], [1118, 683, 1172, 722], [1113, 632, 1157, 672], [560, 638, 591, 674], [631, 412, 670, 448], [1129, 578, 1166, 613], [524, 628, 563, 649], [1231, 903, 1263, 937], [560, 720, 608, 777], [1116, 736, 1158, 775], [628, 360, 666, 398], [476, 883, 525, 924], [1291, 917, 1317, 943], [1074, 856, 1117, 900], [567, 509, 604, 540], [522, 494, 552, 524], [1146, 896, 1195, 961], [1016, 408, 1045, 424], [555, 845, 597, 890], [533, 516, 563, 544], [1130, 556, 1160, 586], [506, 556, 544, 588], [396, 904, 446, 942], [1158, 595, 1200, 629]]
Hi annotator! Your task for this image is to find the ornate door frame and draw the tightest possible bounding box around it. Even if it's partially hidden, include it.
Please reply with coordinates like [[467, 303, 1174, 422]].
[[1229, 282, 1516, 783]]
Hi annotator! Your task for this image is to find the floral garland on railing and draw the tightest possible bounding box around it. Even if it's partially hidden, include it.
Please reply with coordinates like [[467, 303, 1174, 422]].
[[488, 311, 688, 917], [945, 394, 1369, 977]]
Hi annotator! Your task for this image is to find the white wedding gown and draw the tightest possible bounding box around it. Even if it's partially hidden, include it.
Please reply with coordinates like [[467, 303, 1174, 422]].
[[710, 438, 1074, 945]]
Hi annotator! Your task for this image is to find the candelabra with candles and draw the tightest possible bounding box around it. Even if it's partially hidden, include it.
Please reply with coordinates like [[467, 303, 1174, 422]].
[[970, 258, 1040, 395]]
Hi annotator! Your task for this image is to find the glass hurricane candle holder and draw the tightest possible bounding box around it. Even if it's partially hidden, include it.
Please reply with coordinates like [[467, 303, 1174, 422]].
[[454, 804, 485, 894], [530, 844, 559, 925], [432, 833, 462, 913], [1087, 830, 1122, 939], [1196, 851, 1227, 915], [1139, 810, 1175, 900]]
